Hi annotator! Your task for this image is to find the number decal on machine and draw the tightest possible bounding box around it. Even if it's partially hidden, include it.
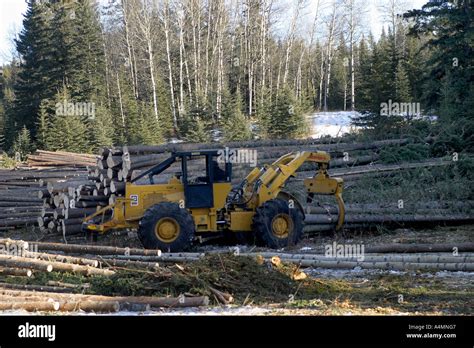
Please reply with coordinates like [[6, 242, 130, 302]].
[[130, 194, 139, 206]]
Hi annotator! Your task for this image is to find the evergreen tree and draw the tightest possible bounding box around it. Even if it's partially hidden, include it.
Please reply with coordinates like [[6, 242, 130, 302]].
[[13, 0, 55, 139], [221, 90, 252, 141], [329, 34, 349, 110], [395, 61, 411, 102], [370, 29, 396, 111], [180, 104, 212, 142], [72, 0, 106, 99], [184, 117, 211, 143], [89, 104, 114, 150], [12, 126, 33, 160], [268, 88, 306, 139], [12, 0, 110, 152], [355, 37, 373, 111], [36, 99, 54, 150], [404, 0, 474, 122], [137, 102, 163, 145], [49, 88, 90, 153], [255, 87, 273, 139]]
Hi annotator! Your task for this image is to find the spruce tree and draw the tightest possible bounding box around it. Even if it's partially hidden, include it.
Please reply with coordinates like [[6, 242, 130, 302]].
[[395, 61, 411, 103], [355, 37, 373, 112], [255, 87, 273, 139], [89, 104, 114, 151], [221, 90, 252, 141], [268, 88, 306, 139], [36, 99, 54, 150], [185, 117, 211, 143], [13, 0, 55, 139], [49, 88, 90, 153], [181, 104, 212, 142], [138, 102, 163, 145], [12, 126, 33, 160], [404, 0, 473, 122]]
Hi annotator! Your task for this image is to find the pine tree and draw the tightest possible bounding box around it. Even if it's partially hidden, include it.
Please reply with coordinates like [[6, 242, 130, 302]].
[[89, 104, 114, 151], [355, 37, 373, 112], [255, 87, 273, 139], [13, 0, 56, 140], [395, 61, 411, 103], [12, 126, 33, 160], [72, 0, 106, 99], [49, 88, 90, 153], [155, 72, 174, 140], [12, 0, 111, 152], [221, 90, 252, 141], [370, 29, 396, 111], [268, 88, 306, 139], [36, 99, 54, 150], [181, 103, 213, 142], [138, 102, 163, 145], [404, 0, 473, 122], [328, 34, 349, 110]]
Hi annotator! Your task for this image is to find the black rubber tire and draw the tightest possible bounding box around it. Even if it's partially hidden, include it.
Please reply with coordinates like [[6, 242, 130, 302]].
[[138, 202, 195, 252], [252, 198, 304, 249]]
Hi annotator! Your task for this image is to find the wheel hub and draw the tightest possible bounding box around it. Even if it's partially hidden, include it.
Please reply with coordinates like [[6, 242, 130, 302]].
[[272, 214, 291, 238], [155, 217, 180, 242]]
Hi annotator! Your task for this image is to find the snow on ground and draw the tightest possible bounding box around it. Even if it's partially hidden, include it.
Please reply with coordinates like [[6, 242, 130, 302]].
[[308, 111, 361, 138], [305, 267, 474, 280]]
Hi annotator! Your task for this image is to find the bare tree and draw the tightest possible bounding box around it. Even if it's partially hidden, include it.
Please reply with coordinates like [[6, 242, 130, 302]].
[[323, 0, 342, 111], [296, 0, 320, 100], [120, 0, 138, 98], [162, 0, 177, 132], [343, 0, 366, 110], [131, 0, 160, 120], [276, 0, 305, 91]]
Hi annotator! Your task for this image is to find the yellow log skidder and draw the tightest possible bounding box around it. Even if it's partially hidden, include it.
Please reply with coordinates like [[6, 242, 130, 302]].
[[83, 150, 345, 251]]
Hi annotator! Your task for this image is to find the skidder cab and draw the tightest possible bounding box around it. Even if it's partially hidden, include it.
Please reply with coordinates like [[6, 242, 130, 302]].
[[83, 150, 345, 251]]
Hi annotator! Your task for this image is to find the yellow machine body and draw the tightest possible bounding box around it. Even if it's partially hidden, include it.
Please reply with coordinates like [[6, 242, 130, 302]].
[[85, 179, 233, 233]]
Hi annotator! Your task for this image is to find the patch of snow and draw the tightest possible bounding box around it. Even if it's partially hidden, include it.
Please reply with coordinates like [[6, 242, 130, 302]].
[[306, 266, 473, 280], [434, 271, 474, 278], [308, 111, 361, 138]]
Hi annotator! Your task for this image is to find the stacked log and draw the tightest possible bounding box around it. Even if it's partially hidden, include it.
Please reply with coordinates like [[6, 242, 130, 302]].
[[35, 169, 104, 236], [26, 150, 97, 168], [2, 238, 473, 277], [0, 168, 90, 232], [0, 289, 209, 313]]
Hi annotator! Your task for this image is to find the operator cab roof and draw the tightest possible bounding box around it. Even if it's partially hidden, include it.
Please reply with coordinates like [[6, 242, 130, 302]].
[[172, 149, 222, 157]]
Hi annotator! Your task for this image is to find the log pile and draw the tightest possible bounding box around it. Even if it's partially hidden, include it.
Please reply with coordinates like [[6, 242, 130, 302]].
[[0, 237, 214, 312], [0, 237, 472, 313], [37, 174, 106, 237], [302, 200, 474, 232], [0, 168, 90, 232], [26, 150, 97, 168], [0, 289, 209, 313]]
